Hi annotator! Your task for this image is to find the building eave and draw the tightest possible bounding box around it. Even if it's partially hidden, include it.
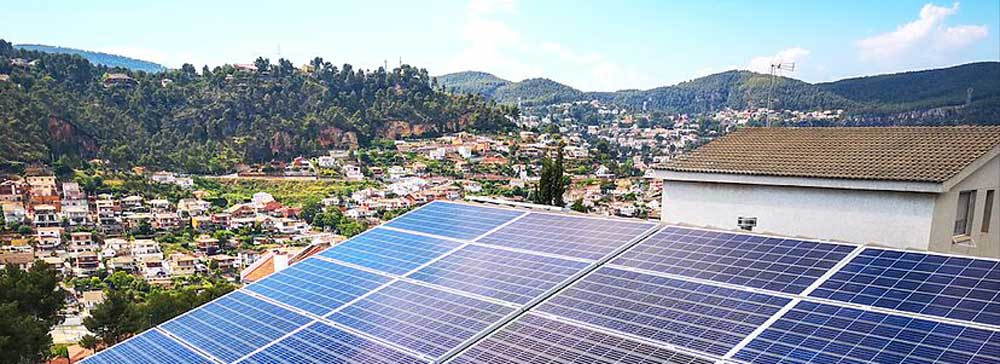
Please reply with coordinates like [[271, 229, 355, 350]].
[[645, 169, 944, 193], [941, 145, 1000, 192]]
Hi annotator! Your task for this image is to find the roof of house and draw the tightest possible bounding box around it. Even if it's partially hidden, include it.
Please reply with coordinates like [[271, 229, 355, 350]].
[[655, 126, 1000, 183]]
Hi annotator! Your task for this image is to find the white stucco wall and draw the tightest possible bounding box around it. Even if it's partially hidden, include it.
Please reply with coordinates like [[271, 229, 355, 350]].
[[929, 154, 1000, 257], [661, 181, 938, 249]]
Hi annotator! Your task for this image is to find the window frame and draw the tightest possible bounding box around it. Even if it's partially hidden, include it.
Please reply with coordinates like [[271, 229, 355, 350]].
[[953, 190, 976, 237], [983, 190, 995, 233]]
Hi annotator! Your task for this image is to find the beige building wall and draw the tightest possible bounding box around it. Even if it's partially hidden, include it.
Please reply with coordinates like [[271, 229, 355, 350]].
[[660, 181, 937, 250], [929, 154, 1000, 257]]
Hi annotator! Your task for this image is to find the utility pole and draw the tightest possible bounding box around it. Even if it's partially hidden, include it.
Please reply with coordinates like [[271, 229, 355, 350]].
[[765, 62, 795, 127]]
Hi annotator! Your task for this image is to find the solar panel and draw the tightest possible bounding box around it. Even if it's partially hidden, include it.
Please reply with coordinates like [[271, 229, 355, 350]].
[[613, 227, 856, 294], [329, 280, 516, 359], [81, 329, 212, 364], [244, 258, 391, 316], [236, 322, 428, 364], [318, 228, 462, 275], [384, 201, 523, 240], [409, 245, 591, 305], [476, 213, 657, 260], [450, 313, 715, 364], [537, 267, 791, 356], [161, 291, 312, 362], [733, 300, 1000, 364], [809, 248, 1000, 326]]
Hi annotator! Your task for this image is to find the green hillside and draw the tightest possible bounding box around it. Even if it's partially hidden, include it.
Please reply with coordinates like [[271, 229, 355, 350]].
[[16, 44, 167, 73], [435, 71, 511, 98], [437, 63, 1000, 124], [0, 40, 516, 174]]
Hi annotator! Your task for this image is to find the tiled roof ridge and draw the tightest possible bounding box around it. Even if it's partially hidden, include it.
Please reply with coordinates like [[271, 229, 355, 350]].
[[659, 125, 1000, 183]]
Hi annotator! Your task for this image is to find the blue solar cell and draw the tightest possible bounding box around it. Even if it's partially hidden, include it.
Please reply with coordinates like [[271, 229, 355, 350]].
[[319, 228, 462, 275], [613, 227, 855, 294], [409, 245, 590, 305], [236, 322, 427, 364], [476, 213, 657, 260], [161, 291, 312, 362], [734, 300, 1000, 364], [329, 280, 516, 359], [384, 201, 523, 240], [81, 329, 211, 364], [451, 314, 715, 364], [537, 267, 791, 356], [809, 248, 1000, 326], [245, 258, 391, 316]]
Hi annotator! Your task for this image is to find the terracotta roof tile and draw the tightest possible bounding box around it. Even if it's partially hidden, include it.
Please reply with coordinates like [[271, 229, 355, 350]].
[[242, 255, 275, 282], [657, 126, 1000, 183]]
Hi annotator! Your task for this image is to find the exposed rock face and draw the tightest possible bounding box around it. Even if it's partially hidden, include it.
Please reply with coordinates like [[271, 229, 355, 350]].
[[317, 127, 359, 149], [48, 116, 97, 155], [381, 120, 431, 139]]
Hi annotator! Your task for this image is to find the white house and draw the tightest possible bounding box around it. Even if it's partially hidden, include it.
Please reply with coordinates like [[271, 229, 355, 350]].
[[343, 165, 364, 181], [648, 126, 1000, 258]]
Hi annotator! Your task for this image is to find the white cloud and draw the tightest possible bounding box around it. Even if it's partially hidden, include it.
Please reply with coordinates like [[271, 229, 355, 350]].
[[936, 24, 989, 50], [444, 0, 544, 80], [856, 2, 988, 60], [747, 47, 810, 73]]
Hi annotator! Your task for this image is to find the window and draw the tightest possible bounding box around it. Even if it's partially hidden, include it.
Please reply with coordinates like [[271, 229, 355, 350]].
[[954, 190, 976, 236], [738, 216, 757, 231], [983, 190, 994, 233]]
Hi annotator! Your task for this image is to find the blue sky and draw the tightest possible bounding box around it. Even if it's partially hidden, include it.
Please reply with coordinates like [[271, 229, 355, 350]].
[[2, 0, 997, 91]]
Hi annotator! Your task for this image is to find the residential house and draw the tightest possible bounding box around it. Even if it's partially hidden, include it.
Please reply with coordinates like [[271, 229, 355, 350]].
[[168, 253, 198, 277], [102, 73, 137, 87], [72, 251, 101, 277], [101, 238, 129, 259], [649, 126, 1000, 258], [0, 179, 27, 203], [139, 257, 168, 279], [148, 199, 172, 213], [317, 156, 337, 168], [196, 235, 220, 255], [0, 252, 33, 270], [343, 165, 364, 181], [35, 226, 63, 251], [61, 182, 89, 226], [177, 198, 212, 217], [1, 202, 27, 225], [69, 232, 99, 253], [130, 239, 163, 261], [152, 212, 181, 230], [208, 254, 237, 273], [31, 204, 59, 227]]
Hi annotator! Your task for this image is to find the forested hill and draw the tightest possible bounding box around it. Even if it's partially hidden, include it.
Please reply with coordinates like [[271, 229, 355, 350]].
[[0, 39, 516, 174], [16, 44, 167, 73], [436, 62, 1000, 124]]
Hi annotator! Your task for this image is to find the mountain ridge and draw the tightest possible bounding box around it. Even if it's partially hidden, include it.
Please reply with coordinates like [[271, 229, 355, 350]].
[[435, 62, 1000, 123], [15, 44, 168, 73]]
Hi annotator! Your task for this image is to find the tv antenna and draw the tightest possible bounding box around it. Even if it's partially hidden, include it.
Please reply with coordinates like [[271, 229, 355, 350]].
[[765, 61, 795, 127]]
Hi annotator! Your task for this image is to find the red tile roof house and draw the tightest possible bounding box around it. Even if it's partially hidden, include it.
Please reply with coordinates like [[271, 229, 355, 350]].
[[647, 126, 1000, 258]]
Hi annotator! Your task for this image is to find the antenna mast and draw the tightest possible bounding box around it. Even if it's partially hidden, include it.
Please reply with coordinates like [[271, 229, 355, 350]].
[[765, 61, 795, 127]]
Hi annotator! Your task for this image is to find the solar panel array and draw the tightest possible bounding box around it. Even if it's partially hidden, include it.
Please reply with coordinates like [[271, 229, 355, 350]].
[[84, 201, 1000, 364], [810, 248, 1000, 326], [613, 227, 856, 294]]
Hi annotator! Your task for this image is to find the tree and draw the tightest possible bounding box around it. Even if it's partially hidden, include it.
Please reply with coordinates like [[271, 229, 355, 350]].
[[84, 289, 142, 347], [79, 334, 99, 353], [570, 198, 589, 213], [532, 143, 566, 207], [0, 303, 53, 364], [0, 261, 67, 364]]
